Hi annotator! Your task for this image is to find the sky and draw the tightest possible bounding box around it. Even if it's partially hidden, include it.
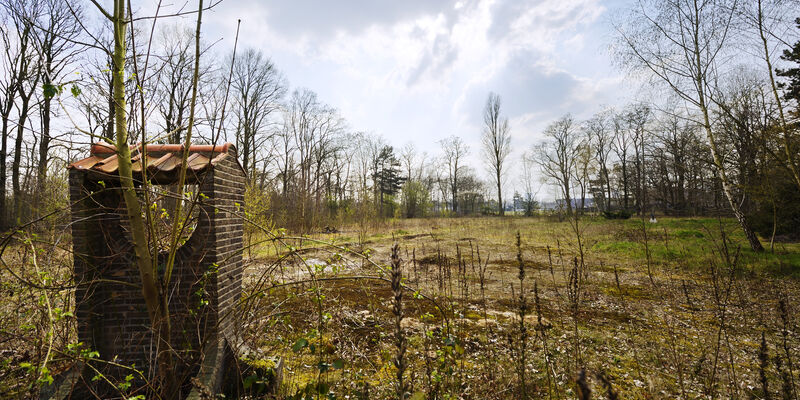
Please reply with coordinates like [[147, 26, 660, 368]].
[[171, 0, 641, 200]]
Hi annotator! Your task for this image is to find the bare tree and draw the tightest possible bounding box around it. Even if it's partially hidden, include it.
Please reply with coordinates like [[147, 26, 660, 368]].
[[534, 114, 579, 216], [616, 0, 764, 251], [275, 120, 296, 195], [440, 135, 469, 214], [3, 0, 43, 224], [155, 25, 196, 144], [231, 48, 285, 176], [71, 28, 116, 141], [520, 150, 541, 216], [585, 109, 614, 212], [573, 135, 594, 214], [32, 0, 82, 199], [0, 2, 25, 227], [281, 88, 346, 229], [400, 142, 417, 182], [626, 104, 651, 215], [481, 92, 511, 215], [611, 111, 632, 210], [652, 110, 696, 214]]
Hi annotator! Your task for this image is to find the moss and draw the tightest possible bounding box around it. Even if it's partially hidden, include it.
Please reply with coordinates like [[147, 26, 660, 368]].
[[244, 356, 277, 371], [464, 311, 483, 320]]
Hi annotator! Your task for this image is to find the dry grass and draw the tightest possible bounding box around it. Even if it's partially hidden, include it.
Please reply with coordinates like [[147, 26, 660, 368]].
[[3, 216, 799, 398], [238, 216, 800, 398]]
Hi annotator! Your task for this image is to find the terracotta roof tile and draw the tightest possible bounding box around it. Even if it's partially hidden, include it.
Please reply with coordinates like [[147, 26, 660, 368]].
[[68, 143, 236, 182]]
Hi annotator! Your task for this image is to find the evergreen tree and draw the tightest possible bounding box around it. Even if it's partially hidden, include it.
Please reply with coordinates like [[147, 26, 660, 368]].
[[372, 146, 406, 217]]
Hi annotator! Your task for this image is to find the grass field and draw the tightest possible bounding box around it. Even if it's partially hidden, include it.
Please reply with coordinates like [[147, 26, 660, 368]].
[[239, 216, 800, 398]]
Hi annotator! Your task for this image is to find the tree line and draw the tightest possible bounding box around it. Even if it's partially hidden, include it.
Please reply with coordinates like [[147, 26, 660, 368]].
[[0, 0, 513, 232], [0, 0, 799, 248]]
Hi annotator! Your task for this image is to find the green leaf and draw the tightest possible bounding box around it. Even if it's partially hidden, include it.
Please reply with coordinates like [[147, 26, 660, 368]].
[[243, 374, 258, 389], [70, 84, 81, 97], [42, 83, 58, 99], [292, 338, 309, 353], [331, 359, 344, 369]]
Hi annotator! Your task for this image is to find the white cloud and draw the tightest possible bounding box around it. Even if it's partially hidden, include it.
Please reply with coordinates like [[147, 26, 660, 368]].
[[196, 0, 632, 199]]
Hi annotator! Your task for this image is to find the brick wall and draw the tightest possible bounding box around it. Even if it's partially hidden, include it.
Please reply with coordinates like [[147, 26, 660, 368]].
[[68, 147, 246, 392]]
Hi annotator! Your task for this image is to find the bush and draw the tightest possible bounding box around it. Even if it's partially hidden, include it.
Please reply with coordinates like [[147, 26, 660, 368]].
[[602, 210, 632, 220]]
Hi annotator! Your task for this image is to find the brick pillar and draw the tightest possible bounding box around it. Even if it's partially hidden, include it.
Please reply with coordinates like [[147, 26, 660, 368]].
[[187, 150, 246, 397], [65, 146, 247, 398]]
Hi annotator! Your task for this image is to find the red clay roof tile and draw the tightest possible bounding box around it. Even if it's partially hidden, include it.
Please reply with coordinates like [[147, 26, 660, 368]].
[[68, 143, 236, 180]]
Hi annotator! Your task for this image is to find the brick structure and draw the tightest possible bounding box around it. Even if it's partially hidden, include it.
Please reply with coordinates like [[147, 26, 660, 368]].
[[62, 143, 247, 397]]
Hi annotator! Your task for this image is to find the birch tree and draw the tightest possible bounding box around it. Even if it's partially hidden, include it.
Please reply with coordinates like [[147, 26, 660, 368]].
[[616, 0, 765, 251], [584, 109, 613, 212]]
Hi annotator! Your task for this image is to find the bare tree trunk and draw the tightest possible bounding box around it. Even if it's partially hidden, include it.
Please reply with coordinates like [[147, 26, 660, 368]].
[[622, 161, 629, 210], [38, 95, 50, 193], [0, 115, 8, 228], [496, 175, 503, 216], [563, 180, 573, 217], [604, 164, 612, 210], [106, 70, 115, 140], [12, 86, 35, 224], [451, 181, 457, 214]]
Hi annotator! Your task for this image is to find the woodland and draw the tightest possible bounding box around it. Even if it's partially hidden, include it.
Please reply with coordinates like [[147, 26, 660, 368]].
[[1, 0, 800, 398]]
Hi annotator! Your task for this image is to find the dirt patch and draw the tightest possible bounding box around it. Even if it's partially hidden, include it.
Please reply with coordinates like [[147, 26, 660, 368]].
[[401, 233, 431, 240]]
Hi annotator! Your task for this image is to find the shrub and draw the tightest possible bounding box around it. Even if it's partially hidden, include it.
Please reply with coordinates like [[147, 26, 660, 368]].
[[602, 210, 632, 220]]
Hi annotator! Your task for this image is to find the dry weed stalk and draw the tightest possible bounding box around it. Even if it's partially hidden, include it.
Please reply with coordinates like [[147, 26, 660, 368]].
[[760, 331, 772, 400], [534, 280, 555, 398], [567, 257, 582, 377], [596, 372, 618, 400], [778, 297, 797, 399], [546, 245, 560, 297], [575, 368, 590, 400], [391, 243, 407, 398], [475, 244, 496, 381], [514, 231, 529, 399]]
